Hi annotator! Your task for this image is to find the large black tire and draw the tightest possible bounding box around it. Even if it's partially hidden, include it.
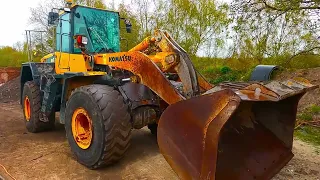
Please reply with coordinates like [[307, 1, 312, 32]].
[[22, 81, 55, 133], [65, 85, 132, 169]]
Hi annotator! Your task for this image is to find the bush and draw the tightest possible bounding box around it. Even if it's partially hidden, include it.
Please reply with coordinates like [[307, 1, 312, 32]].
[[211, 73, 238, 84], [203, 66, 241, 84], [0, 46, 28, 67], [192, 54, 320, 84], [220, 66, 231, 74], [289, 55, 320, 69]]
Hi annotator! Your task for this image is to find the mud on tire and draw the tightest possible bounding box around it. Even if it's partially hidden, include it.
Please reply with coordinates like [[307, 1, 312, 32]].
[[65, 85, 132, 169], [22, 81, 55, 133]]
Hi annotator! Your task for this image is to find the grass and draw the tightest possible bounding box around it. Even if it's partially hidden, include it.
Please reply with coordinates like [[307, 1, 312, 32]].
[[192, 54, 320, 84], [295, 127, 320, 146], [310, 104, 320, 114], [295, 105, 320, 146], [297, 113, 313, 121], [193, 57, 256, 84]]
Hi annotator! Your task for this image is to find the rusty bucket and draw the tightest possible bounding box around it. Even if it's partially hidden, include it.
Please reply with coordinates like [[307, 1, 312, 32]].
[[157, 79, 318, 180]]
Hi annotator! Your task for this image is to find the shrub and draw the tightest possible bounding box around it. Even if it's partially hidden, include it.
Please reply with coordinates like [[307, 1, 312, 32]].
[[192, 54, 320, 84], [0, 46, 28, 67], [220, 66, 231, 74]]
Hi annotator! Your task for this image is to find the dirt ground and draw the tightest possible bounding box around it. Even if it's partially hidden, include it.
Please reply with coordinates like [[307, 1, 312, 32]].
[[0, 102, 319, 180], [0, 102, 177, 180], [277, 67, 320, 111], [0, 77, 20, 103]]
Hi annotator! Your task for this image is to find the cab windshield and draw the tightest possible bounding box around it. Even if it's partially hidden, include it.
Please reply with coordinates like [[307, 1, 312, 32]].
[[74, 6, 120, 53]]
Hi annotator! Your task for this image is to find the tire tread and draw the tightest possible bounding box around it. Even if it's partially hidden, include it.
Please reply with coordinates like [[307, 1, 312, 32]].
[[68, 85, 132, 169], [23, 81, 55, 133]]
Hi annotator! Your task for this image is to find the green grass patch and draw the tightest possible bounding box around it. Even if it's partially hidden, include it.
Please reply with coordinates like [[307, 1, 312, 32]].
[[295, 126, 320, 146], [309, 104, 320, 114], [297, 113, 313, 121], [295, 104, 320, 146], [298, 104, 320, 121]]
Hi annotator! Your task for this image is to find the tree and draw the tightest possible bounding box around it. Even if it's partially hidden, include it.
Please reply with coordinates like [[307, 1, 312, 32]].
[[76, 0, 106, 9], [231, 0, 320, 64], [130, 0, 168, 37], [257, 0, 320, 12], [13, 41, 25, 52], [28, 0, 107, 56], [130, 0, 231, 57], [0, 46, 28, 67], [28, 0, 65, 56], [164, 0, 230, 56], [118, 4, 143, 51]]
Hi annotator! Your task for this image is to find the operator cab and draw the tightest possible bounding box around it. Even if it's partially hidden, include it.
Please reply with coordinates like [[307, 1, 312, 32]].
[[46, 5, 131, 66]]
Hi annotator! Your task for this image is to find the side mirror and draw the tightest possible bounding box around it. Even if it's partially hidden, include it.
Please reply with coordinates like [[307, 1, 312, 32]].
[[48, 12, 59, 25], [124, 19, 132, 33]]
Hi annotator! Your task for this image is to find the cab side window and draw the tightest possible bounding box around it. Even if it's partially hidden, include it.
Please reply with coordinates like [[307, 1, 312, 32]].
[[56, 13, 71, 52]]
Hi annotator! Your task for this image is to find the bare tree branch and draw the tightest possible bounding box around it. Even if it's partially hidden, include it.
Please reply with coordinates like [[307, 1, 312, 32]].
[[285, 46, 320, 64]]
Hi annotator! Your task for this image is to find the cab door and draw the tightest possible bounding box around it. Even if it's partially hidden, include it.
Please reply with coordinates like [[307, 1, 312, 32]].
[[55, 12, 88, 74], [55, 13, 71, 73]]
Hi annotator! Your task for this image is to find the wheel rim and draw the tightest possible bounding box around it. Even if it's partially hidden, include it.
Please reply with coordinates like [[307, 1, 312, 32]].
[[71, 108, 93, 150], [24, 96, 31, 121]]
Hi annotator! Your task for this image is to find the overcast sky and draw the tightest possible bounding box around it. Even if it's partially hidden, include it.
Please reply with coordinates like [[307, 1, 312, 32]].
[[0, 0, 123, 47], [0, 0, 230, 47], [0, 0, 39, 47]]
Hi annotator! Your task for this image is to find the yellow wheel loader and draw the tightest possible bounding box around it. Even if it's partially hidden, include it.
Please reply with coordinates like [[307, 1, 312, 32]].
[[20, 2, 318, 180]]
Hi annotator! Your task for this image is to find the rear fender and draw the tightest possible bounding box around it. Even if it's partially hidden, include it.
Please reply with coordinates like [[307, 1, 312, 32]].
[[20, 63, 55, 105]]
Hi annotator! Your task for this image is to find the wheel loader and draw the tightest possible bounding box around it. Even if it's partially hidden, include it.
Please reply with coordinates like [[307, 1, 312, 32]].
[[20, 2, 318, 180]]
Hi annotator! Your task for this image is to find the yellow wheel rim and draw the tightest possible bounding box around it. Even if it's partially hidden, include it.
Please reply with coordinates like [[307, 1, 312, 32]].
[[71, 108, 93, 150], [24, 96, 31, 121]]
